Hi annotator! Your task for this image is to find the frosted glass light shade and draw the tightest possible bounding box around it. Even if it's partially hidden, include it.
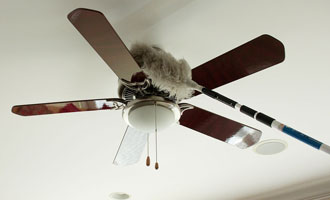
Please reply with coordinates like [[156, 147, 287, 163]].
[[128, 105, 175, 132], [123, 98, 181, 132]]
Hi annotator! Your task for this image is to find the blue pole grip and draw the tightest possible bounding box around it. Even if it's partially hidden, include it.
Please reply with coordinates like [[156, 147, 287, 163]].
[[282, 126, 322, 149]]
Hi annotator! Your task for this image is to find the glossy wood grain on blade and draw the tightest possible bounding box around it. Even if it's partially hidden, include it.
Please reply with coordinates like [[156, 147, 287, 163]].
[[192, 34, 285, 93], [68, 8, 141, 81], [12, 98, 126, 116], [179, 105, 261, 149]]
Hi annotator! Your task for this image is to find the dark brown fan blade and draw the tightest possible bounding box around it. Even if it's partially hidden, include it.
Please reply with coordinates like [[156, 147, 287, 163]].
[[12, 98, 126, 116], [68, 8, 141, 81], [192, 34, 285, 92], [179, 104, 261, 149]]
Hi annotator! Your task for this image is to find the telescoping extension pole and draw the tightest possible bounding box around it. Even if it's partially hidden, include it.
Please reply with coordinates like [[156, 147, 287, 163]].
[[198, 86, 330, 154]]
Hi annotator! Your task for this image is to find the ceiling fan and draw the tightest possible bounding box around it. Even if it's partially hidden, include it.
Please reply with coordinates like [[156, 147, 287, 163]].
[[12, 8, 330, 169]]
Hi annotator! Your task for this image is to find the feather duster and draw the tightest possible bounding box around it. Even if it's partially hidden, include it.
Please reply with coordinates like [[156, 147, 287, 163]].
[[130, 43, 200, 101]]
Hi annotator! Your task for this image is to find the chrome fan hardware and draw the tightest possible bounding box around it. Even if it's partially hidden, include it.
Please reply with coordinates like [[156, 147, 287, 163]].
[[11, 8, 330, 172]]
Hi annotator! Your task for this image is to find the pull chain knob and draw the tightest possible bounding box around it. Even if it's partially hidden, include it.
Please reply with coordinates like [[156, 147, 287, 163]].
[[146, 156, 150, 166]]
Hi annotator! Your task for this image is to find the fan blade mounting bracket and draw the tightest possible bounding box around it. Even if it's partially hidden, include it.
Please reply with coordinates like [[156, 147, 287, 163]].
[[178, 103, 194, 115]]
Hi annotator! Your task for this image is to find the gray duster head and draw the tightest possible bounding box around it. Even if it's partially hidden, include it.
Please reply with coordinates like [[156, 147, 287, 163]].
[[130, 43, 198, 101]]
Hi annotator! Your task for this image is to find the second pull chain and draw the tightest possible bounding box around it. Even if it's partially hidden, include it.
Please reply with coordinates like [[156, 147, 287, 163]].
[[154, 101, 159, 170]]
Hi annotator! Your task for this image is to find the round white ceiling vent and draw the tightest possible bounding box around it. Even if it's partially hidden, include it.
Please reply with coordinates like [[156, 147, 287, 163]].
[[254, 139, 288, 155], [109, 192, 130, 200]]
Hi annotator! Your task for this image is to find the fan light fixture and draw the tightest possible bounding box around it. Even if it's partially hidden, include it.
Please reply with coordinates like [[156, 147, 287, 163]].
[[122, 97, 181, 132]]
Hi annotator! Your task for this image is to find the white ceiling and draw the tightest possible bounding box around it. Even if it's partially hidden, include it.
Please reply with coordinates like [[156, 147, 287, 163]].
[[1, 0, 330, 199]]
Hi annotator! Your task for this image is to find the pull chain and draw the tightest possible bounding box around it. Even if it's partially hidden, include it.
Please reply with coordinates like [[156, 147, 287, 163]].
[[154, 101, 159, 170], [146, 134, 150, 166]]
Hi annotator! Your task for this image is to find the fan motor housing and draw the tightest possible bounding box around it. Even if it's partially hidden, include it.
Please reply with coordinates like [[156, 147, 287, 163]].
[[122, 97, 181, 132]]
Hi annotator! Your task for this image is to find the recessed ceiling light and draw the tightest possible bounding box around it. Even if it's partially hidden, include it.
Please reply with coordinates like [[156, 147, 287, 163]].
[[254, 139, 287, 155], [109, 192, 130, 200]]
